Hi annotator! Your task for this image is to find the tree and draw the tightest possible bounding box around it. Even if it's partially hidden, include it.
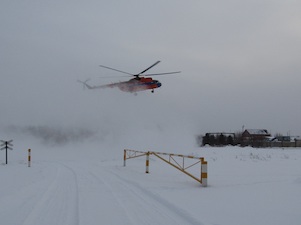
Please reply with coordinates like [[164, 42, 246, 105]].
[[209, 135, 216, 146], [227, 135, 234, 145], [202, 133, 210, 146], [235, 131, 243, 145], [218, 133, 226, 146]]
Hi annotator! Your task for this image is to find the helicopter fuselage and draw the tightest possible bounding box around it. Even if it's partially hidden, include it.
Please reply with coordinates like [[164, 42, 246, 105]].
[[116, 77, 162, 93]]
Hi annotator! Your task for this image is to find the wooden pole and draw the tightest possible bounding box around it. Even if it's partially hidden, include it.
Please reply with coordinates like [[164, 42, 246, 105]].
[[28, 149, 31, 167], [146, 152, 150, 173]]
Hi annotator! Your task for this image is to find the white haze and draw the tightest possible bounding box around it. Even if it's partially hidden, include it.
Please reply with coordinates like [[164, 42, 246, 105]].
[[1, 0, 301, 141]]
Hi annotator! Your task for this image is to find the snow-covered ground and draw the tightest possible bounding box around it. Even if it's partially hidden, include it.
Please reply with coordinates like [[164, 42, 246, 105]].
[[0, 137, 301, 225]]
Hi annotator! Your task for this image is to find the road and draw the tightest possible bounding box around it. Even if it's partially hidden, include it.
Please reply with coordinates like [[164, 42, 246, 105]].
[[0, 160, 203, 225]]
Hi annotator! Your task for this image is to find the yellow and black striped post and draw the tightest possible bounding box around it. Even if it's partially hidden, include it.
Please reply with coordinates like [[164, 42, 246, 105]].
[[123, 149, 126, 167], [201, 159, 207, 187], [28, 149, 31, 167], [146, 151, 150, 173]]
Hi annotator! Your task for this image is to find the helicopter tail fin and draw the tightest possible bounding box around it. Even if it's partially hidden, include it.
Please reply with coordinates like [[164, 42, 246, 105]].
[[77, 79, 93, 90]]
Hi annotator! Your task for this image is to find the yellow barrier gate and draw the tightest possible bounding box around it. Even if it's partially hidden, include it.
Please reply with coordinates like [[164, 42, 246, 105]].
[[123, 149, 208, 187]]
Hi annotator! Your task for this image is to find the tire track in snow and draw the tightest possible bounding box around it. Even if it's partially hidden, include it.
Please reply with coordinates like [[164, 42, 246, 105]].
[[21, 162, 80, 225], [89, 168, 204, 225], [73, 168, 133, 225], [0, 164, 58, 225]]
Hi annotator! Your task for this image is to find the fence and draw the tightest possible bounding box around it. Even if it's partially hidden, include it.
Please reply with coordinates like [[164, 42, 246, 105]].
[[263, 140, 301, 148], [241, 140, 301, 148], [123, 149, 207, 187]]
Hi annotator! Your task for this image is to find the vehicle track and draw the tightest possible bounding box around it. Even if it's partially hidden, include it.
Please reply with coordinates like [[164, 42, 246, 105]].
[[87, 167, 203, 225], [1, 160, 203, 225], [21, 162, 80, 225]]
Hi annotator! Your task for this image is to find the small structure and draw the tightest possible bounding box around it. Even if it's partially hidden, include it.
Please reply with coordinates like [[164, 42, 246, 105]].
[[242, 129, 270, 147], [266, 136, 301, 147], [273, 136, 300, 142]]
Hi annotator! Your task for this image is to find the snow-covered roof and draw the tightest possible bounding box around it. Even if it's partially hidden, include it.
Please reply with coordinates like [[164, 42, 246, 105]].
[[245, 129, 270, 135]]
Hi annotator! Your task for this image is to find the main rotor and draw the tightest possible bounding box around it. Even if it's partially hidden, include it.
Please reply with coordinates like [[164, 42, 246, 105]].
[[99, 61, 181, 79]]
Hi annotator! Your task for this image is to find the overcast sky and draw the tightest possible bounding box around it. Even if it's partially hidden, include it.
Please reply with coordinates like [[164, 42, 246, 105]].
[[1, 0, 301, 146]]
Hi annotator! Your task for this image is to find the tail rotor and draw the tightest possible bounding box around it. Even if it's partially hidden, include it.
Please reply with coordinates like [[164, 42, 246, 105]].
[[77, 79, 91, 90]]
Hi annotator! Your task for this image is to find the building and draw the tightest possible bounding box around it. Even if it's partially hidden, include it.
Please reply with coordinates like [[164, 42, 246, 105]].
[[242, 129, 270, 146]]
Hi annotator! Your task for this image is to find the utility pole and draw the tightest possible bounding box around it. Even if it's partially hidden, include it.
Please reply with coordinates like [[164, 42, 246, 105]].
[[0, 140, 13, 164]]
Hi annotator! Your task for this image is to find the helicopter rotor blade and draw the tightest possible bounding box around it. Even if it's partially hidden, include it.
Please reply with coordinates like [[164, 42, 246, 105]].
[[99, 65, 134, 76], [99, 61, 179, 78], [143, 71, 181, 76], [137, 60, 161, 75], [98, 75, 132, 78]]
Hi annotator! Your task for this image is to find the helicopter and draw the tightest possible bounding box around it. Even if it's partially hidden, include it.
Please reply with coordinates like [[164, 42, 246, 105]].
[[78, 61, 180, 94]]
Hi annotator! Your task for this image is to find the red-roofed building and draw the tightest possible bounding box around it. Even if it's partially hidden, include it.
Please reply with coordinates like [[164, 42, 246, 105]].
[[242, 129, 271, 145]]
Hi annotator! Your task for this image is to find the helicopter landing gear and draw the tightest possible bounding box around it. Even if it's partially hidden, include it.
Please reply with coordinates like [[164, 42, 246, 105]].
[[151, 89, 154, 93]]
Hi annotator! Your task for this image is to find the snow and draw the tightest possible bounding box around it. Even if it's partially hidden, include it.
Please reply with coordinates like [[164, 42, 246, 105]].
[[244, 129, 269, 135], [1, 139, 301, 225]]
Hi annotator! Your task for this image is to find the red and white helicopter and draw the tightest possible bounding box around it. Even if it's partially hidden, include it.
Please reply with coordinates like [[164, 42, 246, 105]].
[[78, 61, 180, 94]]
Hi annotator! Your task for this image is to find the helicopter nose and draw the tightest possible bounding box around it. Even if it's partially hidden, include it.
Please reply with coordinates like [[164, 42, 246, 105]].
[[157, 82, 162, 87]]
